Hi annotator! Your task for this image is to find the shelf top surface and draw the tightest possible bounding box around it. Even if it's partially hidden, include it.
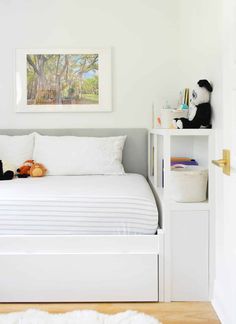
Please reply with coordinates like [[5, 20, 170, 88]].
[[150, 128, 213, 136]]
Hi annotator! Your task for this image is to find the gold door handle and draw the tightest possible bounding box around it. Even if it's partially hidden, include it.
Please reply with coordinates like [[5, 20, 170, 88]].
[[212, 149, 230, 175], [212, 159, 227, 167]]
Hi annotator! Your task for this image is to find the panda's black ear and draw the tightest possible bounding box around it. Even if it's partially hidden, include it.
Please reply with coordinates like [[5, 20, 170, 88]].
[[0, 160, 3, 177], [198, 79, 213, 93]]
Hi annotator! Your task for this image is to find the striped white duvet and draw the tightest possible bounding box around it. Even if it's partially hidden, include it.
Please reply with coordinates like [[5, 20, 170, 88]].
[[0, 174, 158, 235]]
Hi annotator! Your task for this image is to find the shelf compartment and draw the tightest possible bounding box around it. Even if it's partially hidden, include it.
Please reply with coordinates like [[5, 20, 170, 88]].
[[149, 176, 209, 211]]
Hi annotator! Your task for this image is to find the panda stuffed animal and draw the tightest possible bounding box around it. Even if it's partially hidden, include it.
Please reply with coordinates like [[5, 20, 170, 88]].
[[173, 79, 213, 129], [0, 160, 15, 180]]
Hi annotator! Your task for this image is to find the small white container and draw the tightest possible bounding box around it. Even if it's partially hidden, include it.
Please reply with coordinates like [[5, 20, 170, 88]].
[[160, 109, 188, 128], [171, 166, 208, 202]]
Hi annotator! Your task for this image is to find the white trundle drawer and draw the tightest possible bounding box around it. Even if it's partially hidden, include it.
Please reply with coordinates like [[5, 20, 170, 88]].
[[0, 253, 158, 302]]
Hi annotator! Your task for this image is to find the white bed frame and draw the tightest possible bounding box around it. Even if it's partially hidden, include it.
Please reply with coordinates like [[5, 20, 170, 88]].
[[0, 129, 164, 302], [0, 234, 164, 302]]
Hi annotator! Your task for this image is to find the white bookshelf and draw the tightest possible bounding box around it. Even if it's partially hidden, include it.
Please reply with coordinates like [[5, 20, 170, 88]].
[[148, 128, 214, 302]]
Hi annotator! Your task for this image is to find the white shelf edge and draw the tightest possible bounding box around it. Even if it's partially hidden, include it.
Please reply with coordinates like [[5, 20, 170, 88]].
[[150, 128, 213, 136], [170, 200, 210, 211]]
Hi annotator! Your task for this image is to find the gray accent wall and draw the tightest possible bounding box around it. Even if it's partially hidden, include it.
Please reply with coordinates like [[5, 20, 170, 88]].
[[0, 129, 148, 177]]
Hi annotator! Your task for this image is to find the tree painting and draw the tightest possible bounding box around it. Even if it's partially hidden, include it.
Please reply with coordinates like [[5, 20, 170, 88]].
[[27, 54, 99, 105]]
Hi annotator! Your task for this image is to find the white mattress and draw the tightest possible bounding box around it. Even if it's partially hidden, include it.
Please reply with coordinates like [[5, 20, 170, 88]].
[[0, 174, 158, 235]]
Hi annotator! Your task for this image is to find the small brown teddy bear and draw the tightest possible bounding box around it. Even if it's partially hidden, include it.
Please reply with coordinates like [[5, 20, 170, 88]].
[[16, 160, 35, 178], [30, 163, 47, 177]]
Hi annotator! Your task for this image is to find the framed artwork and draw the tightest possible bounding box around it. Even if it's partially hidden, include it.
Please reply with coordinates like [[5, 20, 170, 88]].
[[16, 48, 112, 112]]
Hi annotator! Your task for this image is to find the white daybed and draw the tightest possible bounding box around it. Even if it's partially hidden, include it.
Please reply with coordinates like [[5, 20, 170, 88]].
[[0, 129, 164, 302]]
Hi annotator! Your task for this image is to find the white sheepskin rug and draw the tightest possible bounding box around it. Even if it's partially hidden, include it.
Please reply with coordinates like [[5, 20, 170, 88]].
[[0, 309, 160, 324]]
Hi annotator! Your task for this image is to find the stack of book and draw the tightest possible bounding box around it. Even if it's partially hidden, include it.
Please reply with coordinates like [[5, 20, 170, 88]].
[[177, 88, 190, 110], [171, 157, 198, 167]]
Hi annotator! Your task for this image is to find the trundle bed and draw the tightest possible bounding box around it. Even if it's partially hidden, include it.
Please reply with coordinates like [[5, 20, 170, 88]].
[[0, 129, 164, 302]]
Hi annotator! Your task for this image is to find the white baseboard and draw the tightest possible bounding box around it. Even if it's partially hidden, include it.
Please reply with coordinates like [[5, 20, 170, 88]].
[[212, 298, 226, 324], [212, 281, 230, 324]]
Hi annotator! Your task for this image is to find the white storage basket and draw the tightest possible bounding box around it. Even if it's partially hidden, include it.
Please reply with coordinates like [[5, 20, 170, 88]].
[[171, 166, 208, 202]]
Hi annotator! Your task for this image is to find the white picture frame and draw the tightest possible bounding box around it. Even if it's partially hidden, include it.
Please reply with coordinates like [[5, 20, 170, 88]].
[[16, 48, 112, 112]]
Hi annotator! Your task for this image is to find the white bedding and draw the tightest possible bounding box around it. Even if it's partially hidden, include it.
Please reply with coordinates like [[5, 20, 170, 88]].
[[0, 174, 158, 235]]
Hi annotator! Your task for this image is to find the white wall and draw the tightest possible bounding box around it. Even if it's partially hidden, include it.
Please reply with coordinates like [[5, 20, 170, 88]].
[[0, 0, 180, 129], [178, 0, 222, 128]]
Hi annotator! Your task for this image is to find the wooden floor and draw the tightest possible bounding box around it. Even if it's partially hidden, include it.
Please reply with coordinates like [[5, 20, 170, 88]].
[[0, 302, 220, 324]]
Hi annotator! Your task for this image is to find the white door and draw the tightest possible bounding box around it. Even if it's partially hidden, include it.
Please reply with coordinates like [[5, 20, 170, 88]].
[[212, 0, 236, 323]]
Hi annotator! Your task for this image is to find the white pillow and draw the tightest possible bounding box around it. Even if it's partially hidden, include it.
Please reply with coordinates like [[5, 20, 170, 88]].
[[0, 133, 35, 169], [33, 133, 127, 175]]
